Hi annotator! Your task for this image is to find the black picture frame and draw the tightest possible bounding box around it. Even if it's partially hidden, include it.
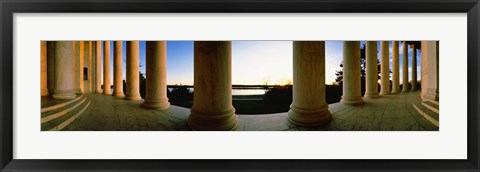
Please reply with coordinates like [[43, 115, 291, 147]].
[[1, 0, 479, 171]]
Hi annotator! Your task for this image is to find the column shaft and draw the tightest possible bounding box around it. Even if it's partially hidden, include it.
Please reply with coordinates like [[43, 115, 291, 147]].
[[113, 41, 124, 97], [73, 41, 84, 93], [41, 41, 48, 96], [402, 41, 410, 92], [47, 41, 55, 95], [52, 41, 76, 99], [125, 41, 141, 100], [103, 41, 112, 95], [391, 41, 400, 93], [288, 41, 331, 126], [95, 41, 102, 93], [340, 41, 365, 105], [142, 41, 170, 109], [379, 41, 390, 95], [188, 41, 238, 131], [364, 41, 379, 98], [411, 44, 418, 91], [79, 41, 85, 93]]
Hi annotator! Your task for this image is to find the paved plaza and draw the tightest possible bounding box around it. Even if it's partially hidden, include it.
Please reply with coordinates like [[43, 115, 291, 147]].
[[59, 91, 438, 131]]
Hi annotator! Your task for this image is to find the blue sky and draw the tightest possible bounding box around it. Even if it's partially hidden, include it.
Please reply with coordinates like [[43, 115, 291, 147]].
[[101, 41, 421, 85]]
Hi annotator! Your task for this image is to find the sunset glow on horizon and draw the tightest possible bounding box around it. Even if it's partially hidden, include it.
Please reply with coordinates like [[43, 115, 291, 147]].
[[103, 41, 422, 86]]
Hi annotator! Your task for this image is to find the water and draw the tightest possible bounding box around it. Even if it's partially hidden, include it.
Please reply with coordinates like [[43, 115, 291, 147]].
[[168, 88, 266, 96]]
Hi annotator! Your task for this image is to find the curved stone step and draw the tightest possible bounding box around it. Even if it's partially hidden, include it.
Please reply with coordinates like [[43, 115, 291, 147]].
[[41, 96, 87, 123], [422, 101, 439, 113], [412, 103, 439, 127], [41, 95, 83, 113], [42, 98, 91, 131]]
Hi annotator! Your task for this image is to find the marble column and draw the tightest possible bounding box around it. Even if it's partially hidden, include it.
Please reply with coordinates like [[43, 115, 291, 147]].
[[103, 41, 112, 95], [141, 41, 170, 109], [41, 41, 48, 96], [47, 41, 55, 95], [364, 41, 379, 98], [411, 44, 418, 91], [95, 41, 102, 93], [391, 41, 400, 93], [113, 41, 124, 97], [288, 41, 331, 126], [402, 41, 410, 92], [340, 41, 364, 105], [125, 41, 142, 100], [188, 41, 238, 131], [379, 41, 390, 95], [73, 41, 84, 93], [420, 41, 439, 101], [52, 41, 76, 99], [79, 41, 85, 93]]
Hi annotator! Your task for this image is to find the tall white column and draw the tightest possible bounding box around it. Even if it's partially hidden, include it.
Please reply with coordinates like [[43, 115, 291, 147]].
[[103, 41, 112, 95], [188, 41, 238, 131], [113, 41, 124, 97], [142, 41, 170, 109], [41, 41, 48, 96], [379, 41, 390, 95], [95, 41, 102, 93], [420, 41, 439, 101], [340, 41, 364, 105], [391, 41, 400, 93], [411, 43, 418, 91], [52, 41, 76, 99], [125, 41, 142, 100], [288, 41, 331, 126], [364, 41, 379, 98], [402, 41, 410, 92]]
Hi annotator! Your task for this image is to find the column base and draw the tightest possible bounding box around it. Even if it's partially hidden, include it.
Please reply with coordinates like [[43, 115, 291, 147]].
[[287, 104, 331, 127], [391, 89, 401, 94], [103, 91, 112, 95], [341, 96, 365, 106], [422, 88, 439, 101], [113, 92, 125, 97], [379, 91, 390, 96], [364, 93, 380, 99], [52, 90, 76, 99], [41, 89, 49, 96], [124, 93, 142, 100], [141, 98, 170, 110], [188, 108, 238, 131]]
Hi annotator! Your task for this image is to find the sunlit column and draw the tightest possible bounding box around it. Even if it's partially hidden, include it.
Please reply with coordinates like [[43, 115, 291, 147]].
[[364, 41, 379, 98], [113, 41, 124, 97], [391, 41, 400, 93], [288, 41, 331, 126], [340, 41, 365, 105], [411, 43, 418, 91], [79, 41, 85, 93], [420, 41, 439, 101], [52, 41, 76, 99], [379, 41, 390, 95], [41, 41, 48, 96], [95, 41, 102, 93], [47, 41, 55, 95], [402, 41, 410, 92], [103, 41, 112, 95], [125, 41, 142, 100], [73, 41, 84, 93], [188, 41, 238, 131], [141, 41, 170, 109]]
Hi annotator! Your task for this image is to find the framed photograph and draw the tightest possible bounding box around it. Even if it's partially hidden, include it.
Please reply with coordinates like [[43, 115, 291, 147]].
[[1, 0, 479, 171]]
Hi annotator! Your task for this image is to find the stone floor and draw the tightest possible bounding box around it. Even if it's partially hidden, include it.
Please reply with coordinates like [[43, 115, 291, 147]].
[[61, 92, 438, 131]]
